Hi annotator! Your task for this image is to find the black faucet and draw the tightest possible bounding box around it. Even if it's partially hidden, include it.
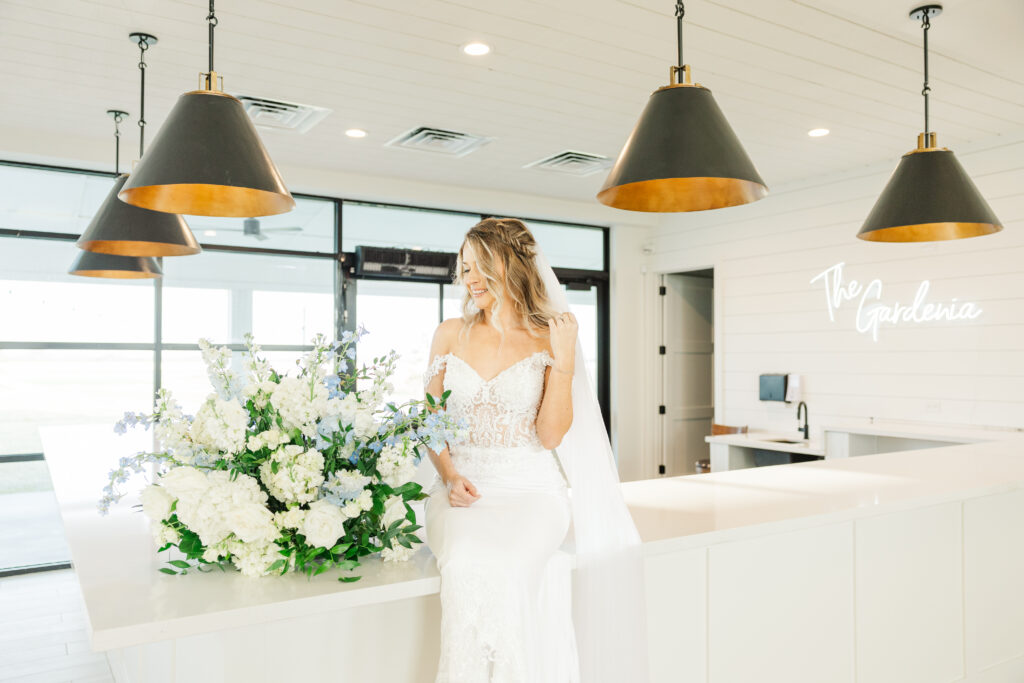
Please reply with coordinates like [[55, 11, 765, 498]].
[[797, 401, 809, 440]]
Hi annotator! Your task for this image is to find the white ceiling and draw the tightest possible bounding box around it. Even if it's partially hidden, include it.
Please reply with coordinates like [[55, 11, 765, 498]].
[[1, 0, 1022, 204]]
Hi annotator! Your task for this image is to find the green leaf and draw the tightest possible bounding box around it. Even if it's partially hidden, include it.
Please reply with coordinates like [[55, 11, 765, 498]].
[[159, 567, 178, 575], [169, 560, 191, 569], [425, 393, 436, 408], [337, 575, 362, 583], [267, 559, 286, 573], [408, 534, 423, 544], [397, 537, 412, 549], [405, 523, 422, 532]]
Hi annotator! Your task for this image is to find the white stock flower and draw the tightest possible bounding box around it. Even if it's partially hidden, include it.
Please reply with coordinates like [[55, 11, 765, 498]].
[[190, 396, 249, 457], [353, 411, 377, 440], [300, 499, 347, 549], [377, 444, 417, 488], [229, 540, 282, 578], [341, 489, 373, 519], [273, 508, 307, 530], [259, 445, 325, 505], [140, 484, 174, 522], [381, 544, 416, 563], [270, 376, 329, 438], [150, 522, 180, 548]]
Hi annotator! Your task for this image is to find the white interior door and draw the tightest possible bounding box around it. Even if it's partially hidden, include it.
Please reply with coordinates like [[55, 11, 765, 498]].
[[661, 273, 714, 476]]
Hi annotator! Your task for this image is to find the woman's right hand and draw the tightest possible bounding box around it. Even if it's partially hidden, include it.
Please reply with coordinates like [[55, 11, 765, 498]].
[[445, 473, 481, 507]]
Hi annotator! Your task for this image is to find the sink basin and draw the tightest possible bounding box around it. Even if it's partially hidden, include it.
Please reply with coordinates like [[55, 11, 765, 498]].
[[761, 438, 805, 444]]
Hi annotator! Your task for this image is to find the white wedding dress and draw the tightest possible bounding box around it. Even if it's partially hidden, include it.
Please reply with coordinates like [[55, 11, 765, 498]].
[[422, 349, 580, 683]]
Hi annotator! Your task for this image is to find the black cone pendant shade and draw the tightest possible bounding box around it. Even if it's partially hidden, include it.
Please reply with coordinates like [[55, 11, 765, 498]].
[[119, 89, 294, 217], [597, 83, 767, 212], [78, 34, 201, 258], [598, 2, 765, 213], [857, 136, 1001, 242], [78, 174, 200, 256], [69, 250, 162, 279], [857, 5, 1001, 242]]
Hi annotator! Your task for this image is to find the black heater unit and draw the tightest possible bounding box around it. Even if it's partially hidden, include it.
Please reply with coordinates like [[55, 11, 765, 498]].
[[354, 246, 456, 283]]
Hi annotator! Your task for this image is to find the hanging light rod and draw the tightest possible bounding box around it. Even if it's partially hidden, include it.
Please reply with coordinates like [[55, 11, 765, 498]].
[[597, 0, 766, 212], [76, 32, 200, 258], [857, 4, 1001, 242], [118, 1, 295, 218]]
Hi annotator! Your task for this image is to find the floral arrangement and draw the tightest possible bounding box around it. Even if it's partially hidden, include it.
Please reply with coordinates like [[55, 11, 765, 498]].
[[100, 329, 466, 581]]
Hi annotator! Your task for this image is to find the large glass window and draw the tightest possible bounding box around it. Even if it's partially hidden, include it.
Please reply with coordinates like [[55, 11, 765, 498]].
[[0, 162, 608, 575]]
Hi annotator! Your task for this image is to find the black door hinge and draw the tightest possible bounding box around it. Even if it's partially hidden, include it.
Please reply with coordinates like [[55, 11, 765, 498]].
[[659, 345, 666, 355], [658, 405, 666, 415], [658, 464, 666, 474], [658, 285, 666, 295]]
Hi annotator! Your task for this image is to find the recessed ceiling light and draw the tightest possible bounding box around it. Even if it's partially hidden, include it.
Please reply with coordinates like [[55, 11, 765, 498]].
[[808, 128, 830, 137], [462, 42, 491, 56], [345, 128, 367, 138], [203, 230, 217, 237]]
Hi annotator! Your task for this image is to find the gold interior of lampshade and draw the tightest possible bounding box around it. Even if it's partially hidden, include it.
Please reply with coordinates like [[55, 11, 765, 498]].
[[70, 268, 160, 279], [597, 176, 768, 212], [77, 239, 200, 257], [857, 221, 1001, 242], [117, 183, 295, 218]]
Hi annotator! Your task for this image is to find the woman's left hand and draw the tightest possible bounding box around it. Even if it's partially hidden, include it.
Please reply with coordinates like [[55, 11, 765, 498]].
[[548, 312, 578, 374]]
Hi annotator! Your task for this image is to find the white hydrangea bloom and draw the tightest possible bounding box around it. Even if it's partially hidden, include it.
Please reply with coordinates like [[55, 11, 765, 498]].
[[158, 467, 210, 502], [140, 484, 174, 522], [270, 377, 329, 437], [335, 394, 360, 428], [340, 489, 374, 519], [190, 395, 249, 457], [225, 502, 278, 544], [259, 445, 325, 504], [300, 500, 347, 549], [377, 444, 417, 488], [174, 470, 269, 548]]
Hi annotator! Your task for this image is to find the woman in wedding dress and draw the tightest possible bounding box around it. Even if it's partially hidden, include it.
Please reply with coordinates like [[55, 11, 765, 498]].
[[421, 217, 581, 683]]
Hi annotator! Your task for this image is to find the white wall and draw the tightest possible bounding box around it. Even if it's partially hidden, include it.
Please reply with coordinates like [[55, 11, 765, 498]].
[[645, 131, 1024, 442]]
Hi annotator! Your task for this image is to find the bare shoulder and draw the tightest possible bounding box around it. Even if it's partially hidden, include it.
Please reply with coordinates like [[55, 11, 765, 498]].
[[430, 317, 464, 354]]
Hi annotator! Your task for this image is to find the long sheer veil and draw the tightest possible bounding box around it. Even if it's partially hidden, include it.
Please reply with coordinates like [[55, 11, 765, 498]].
[[534, 245, 651, 683]]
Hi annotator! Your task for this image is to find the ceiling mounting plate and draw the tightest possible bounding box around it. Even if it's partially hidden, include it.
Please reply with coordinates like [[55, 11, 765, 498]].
[[909, 5, 942, 21], [128, 32, 158, 47]]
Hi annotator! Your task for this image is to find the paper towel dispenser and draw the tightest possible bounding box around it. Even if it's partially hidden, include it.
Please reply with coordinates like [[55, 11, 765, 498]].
[[759, 374, 788, 402]]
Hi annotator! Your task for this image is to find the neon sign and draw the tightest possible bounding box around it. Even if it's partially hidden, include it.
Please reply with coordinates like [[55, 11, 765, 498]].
[[810, 262, 982, 341]]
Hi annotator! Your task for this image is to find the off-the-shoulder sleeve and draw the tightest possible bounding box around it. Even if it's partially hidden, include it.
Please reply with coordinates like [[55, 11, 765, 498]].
[[422, 353, 448, 392]]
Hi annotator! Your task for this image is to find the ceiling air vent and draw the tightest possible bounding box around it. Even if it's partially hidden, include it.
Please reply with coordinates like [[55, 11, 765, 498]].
[[524, 150, 612, 177], [235, 95, 331, 134], [385, 126, 493, 157], [354, 246, 457, 283]]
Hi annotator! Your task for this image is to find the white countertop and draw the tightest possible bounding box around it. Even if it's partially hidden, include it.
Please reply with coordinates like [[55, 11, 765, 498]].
[[704, 431, 825, 456], [43, 424, 1024, 651]]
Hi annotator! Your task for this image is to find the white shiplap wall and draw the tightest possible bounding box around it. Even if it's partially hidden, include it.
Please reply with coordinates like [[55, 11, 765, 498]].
[[645, 132, 1024, 438]]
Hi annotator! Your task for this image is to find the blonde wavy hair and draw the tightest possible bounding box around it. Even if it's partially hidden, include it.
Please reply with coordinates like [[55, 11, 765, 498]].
[[454, 217, 561, 350]]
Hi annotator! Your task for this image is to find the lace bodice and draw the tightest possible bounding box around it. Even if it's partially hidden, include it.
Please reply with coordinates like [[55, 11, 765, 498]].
[[423, 350, 553, 450]]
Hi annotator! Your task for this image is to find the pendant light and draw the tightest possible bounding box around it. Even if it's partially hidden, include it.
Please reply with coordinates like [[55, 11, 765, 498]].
[[77, 33, 200, 257], [118, 2, 295, 217], [858, 5, 1001, 242], [597, 0, 766, 212], [69, 250, 163, 279], [69, 111, 162, 279]]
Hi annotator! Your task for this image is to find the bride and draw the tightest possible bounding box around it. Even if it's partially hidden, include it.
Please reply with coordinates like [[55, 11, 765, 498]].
[[421, 217, 581, 682]]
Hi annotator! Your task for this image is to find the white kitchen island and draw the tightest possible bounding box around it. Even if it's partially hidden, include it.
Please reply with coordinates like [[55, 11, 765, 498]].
[[44, 425, 1024, 683]]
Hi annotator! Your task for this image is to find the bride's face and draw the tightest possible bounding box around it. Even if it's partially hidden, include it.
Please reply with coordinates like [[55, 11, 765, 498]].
[[461, 241, 501, 310]]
